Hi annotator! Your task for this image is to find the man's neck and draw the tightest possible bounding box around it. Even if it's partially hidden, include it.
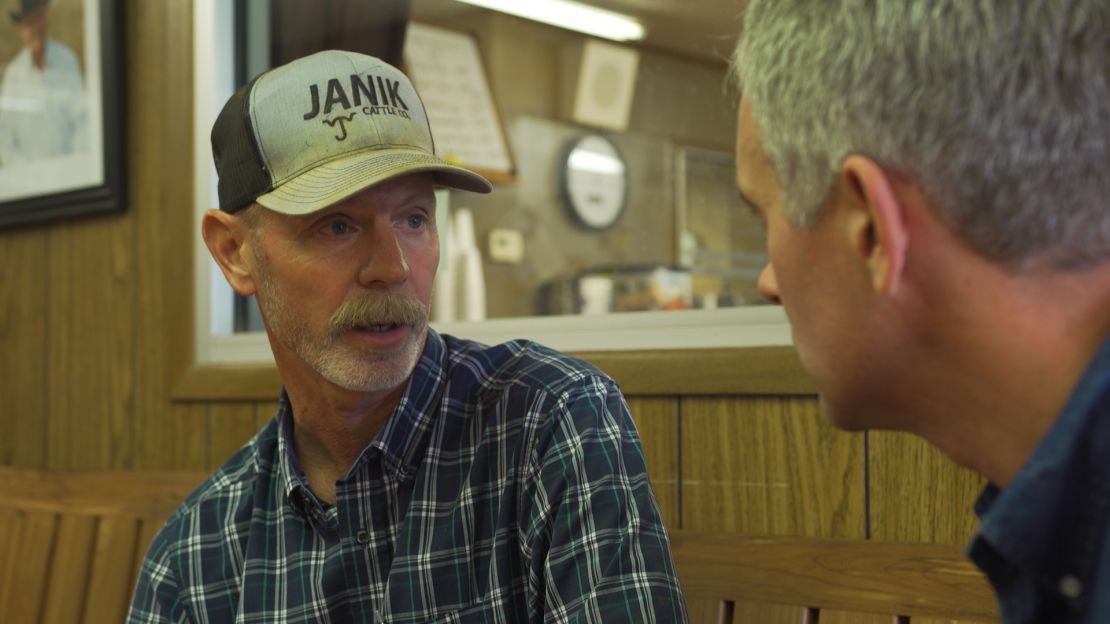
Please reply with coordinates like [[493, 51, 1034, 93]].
[[285, 378, 406, 505], [911, 263, 1110, 487]]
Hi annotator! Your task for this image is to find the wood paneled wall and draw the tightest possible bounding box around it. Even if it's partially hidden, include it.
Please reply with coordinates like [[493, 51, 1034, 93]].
[[0, 0, 210, 471], [630, 397, 985, 622], [0, 2, 986, 620], [0, 1, 360, 473]]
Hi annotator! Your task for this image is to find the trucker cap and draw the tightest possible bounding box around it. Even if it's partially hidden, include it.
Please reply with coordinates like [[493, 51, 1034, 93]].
[[211, 50, 492, 214]]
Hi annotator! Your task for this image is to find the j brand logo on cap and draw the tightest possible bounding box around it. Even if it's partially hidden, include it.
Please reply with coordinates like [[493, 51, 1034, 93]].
[[302, 73, 409, 120]]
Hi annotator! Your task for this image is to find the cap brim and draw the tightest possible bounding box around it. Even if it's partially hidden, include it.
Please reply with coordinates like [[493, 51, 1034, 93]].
[[256, 147, 492, 216]]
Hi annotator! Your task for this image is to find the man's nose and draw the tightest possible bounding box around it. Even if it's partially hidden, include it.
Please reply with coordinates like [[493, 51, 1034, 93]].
[[357, 225, 410, 288], [757, 263, 781, 305]]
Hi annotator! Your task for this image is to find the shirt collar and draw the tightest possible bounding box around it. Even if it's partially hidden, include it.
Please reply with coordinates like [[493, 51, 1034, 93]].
[[274, 391, 321, 518], [972, 332, 1110, 588], [359, 328, 448, 481]]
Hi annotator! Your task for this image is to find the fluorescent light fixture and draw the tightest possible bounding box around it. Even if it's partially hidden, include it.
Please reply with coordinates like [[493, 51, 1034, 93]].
[[454, 0, 645, 41]]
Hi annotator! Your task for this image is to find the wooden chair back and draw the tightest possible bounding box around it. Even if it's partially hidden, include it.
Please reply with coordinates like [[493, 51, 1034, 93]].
[[2, 468, 1000, 623], [671, 531, 1000, 623], [0, 467, 204, 623]]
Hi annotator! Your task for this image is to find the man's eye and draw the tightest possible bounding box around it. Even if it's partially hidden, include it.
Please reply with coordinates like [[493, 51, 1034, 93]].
[[328, 221, 349, 235], [407, 215, 425, 229]]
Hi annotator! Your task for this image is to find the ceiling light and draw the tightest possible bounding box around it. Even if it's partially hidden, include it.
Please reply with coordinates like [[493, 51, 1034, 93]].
[[453, 0, 645, 41]]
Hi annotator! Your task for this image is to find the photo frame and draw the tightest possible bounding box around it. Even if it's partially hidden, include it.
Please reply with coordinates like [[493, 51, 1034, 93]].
[[0, 0, 125, 228]]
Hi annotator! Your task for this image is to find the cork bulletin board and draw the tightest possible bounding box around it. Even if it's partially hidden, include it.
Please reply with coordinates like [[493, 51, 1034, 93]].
[[403, 22, 515, 183]]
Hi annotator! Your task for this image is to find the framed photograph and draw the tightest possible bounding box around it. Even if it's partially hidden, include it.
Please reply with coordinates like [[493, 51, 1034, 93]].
[[0, 0, 125, 228]]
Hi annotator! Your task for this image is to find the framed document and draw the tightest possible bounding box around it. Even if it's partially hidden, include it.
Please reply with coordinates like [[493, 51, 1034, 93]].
[[403, 22, 514, 183]]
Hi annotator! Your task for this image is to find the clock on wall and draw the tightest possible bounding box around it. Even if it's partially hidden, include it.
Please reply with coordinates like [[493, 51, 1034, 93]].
[[559, 134, 628, 230]]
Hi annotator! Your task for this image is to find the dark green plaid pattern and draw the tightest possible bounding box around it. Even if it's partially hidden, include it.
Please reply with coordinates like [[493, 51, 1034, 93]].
[[128, 331, 687, 623]]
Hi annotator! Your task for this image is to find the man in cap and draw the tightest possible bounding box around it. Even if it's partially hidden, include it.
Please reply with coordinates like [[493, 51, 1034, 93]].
[[127, 50, 686, 623], [0, 0, 86, 164], [734, 1, 1110, 621]]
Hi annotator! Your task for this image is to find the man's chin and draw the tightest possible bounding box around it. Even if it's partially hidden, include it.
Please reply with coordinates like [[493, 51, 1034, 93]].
[[318, 358, 413, 393], [317, 336, 424, 392], [326, 372, 409, 394]]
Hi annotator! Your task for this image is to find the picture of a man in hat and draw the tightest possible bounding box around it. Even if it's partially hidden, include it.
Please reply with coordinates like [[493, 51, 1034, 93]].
[[0, 0, 87, 166]]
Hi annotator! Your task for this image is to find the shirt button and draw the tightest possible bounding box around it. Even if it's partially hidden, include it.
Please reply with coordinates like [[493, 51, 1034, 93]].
[[356, 529, 370, 545], [1059, 575, 1082, 599]]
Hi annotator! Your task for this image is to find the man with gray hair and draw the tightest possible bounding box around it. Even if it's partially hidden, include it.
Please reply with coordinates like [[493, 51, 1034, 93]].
[[734, 1, 1109, 622]]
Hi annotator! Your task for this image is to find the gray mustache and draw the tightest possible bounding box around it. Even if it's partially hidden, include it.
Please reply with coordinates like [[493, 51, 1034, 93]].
[[329, 293, 426, 335]]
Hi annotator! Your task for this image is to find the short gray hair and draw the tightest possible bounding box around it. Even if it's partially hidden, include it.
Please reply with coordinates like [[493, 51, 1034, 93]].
[[236, 203, 265, 229], [736, 0, 1109, 269]]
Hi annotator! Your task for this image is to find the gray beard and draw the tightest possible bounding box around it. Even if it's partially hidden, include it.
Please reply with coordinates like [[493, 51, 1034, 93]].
[[252, 251, 428, 393]]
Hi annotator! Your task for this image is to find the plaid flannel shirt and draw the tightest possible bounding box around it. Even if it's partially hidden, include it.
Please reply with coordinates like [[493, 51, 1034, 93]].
[[128, 330, 687, 623]]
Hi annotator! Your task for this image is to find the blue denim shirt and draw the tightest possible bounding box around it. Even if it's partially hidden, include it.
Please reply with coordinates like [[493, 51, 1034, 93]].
[[968, 335, 1110, 623]]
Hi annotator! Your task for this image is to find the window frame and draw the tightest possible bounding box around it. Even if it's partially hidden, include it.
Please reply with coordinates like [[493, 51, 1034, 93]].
[[182, 0, 802, 400]]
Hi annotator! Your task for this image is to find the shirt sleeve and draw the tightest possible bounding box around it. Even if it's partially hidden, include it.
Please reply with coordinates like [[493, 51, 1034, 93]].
[[128, 528, 193, 624], [520, 376, 689, 623]]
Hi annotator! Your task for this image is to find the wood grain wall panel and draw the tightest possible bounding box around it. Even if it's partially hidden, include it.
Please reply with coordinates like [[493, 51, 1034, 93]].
[[129, 0, 209, 472], [626, 397, 678, 528], [579, 347, 814, 396], [46, 216, 135, 470], [0, 228, 48, 468], [205, 401, 279, 472], [134, 402, 209, 472], [256, 401, 282, 428], [680, 396, 866, 538], [207, 403, 262, 470], [869, 431, 985, 545]]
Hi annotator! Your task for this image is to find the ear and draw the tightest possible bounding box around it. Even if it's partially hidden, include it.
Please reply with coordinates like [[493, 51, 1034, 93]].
[[201, 209, 259, 297], [839, 155, 908, 295]]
